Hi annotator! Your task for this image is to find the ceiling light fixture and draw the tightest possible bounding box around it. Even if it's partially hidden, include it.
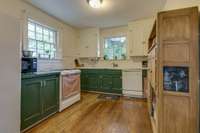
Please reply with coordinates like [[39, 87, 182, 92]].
[[87, 0, 103, 9]]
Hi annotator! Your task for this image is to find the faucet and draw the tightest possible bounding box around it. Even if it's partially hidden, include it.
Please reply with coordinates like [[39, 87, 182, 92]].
[[112, 62, 118, 68]]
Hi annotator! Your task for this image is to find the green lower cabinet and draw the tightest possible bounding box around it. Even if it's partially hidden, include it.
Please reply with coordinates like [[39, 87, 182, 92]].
[[21, 79, 43, 130], [21, 74, 59, 131], [80, 69, 122, 94], [101, 75, 113, 91], [81, 75, 88, 90], [112, 75, 122, 94], [87, 74, 99, 91], [42, 76, 59, 118]]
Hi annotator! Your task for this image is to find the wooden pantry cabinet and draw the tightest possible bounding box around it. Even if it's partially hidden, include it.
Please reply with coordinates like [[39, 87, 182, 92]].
[[147, 7, 199, 133]]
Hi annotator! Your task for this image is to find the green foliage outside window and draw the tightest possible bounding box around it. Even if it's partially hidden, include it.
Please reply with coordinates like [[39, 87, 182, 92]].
[[104, 36, 127, 60]]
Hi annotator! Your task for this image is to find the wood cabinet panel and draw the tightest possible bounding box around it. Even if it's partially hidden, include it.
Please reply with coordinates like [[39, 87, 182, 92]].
[[162, 15, 191, 41], [163, 44, 189, 63], [163, 95, 190, 133]]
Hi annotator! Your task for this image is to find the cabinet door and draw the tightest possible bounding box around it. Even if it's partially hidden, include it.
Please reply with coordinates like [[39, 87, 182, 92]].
[[129, 23, 144, 56], [81, 74, 88, 90], [112, 75, 122, 94], [87, 74, 99, 90], [129, 18, 154, 56], [101, 75, 113, 91], [79, 28, 99, 57], [42, 76, 59, 118], [21, 79, 42, 130]]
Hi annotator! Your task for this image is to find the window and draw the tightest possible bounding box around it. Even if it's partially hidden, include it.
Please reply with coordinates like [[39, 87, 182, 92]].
[[103, 36, 127, 60], [27, 19, 57, 59]]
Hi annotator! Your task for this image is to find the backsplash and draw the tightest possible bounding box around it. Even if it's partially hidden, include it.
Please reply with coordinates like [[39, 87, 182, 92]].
[[37, 59, 64, 71], [79, 57, 147, 69]]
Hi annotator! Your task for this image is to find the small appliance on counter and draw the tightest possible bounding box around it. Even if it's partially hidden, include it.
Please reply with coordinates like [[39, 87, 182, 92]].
[[59, 69, 81, 112], [22, 50, 33, 58], [21, 57, 37, 73]]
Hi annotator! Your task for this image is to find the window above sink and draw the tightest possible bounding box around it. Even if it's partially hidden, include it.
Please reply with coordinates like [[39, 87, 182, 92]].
[[103, 36, 127, 61]]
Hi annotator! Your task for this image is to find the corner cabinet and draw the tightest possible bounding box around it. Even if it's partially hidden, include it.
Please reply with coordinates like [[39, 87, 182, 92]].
[[77, 28, 100, 58], [21, 74, 59, 131], [128, 18, 154, 56]]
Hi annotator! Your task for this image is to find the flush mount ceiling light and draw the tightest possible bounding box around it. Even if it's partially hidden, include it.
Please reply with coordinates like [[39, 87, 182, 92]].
[[87, 0, 103, 9]]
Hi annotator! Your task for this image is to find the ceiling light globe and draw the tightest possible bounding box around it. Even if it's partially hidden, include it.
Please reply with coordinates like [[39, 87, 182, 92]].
[[87, 0, 103, 9]]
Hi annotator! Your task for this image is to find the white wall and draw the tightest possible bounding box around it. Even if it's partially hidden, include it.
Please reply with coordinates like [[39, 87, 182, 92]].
[[0, 0, 78, 71], [164, 0, 200, 10], [0, 12, 21, 133]]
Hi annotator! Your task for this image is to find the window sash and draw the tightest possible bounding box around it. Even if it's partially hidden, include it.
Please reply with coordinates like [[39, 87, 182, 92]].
[[104, 36, 127, 60], [27, 19, 57, 59]]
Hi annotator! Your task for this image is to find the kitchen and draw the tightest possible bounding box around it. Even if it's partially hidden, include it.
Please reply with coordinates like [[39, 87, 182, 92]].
[[0, 0, 199, 133]]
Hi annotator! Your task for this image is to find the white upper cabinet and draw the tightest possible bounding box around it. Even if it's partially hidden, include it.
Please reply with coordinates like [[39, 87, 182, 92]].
[[128, 18, 154, 56], [77, 28, 100, 58]]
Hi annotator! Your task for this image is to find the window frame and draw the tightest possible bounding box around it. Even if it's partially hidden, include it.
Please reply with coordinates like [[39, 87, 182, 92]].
[[27, 18, 58, 60], [103, 35, 127, 61]]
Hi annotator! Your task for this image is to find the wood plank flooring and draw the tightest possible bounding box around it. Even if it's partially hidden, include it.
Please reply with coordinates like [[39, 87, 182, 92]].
[[26, 92, 152, 133]]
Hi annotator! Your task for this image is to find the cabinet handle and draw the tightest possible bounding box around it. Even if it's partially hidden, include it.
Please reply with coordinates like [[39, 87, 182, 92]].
[[44, 81, 46, 87], [40, 82, 43, 87]]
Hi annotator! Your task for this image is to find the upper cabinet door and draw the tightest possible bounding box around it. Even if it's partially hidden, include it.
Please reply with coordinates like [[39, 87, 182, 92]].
[[78, 28, 100, 58], [128, 18, 154, 56]]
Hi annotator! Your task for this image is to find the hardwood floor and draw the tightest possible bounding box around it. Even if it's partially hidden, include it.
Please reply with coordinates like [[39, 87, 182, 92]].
[[26, 92, 152, 133]]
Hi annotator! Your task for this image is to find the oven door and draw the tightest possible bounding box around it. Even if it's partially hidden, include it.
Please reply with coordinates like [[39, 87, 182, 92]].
[[62, 74, 80, 100]]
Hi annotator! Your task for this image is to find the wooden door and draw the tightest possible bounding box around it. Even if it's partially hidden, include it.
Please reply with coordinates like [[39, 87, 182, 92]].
[[42, 76, 59, 118], [21, 79, 42, 130], [158, 7, 199, 133]]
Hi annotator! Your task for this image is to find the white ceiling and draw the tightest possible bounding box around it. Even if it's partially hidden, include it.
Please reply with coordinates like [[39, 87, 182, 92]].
[[25, 0, 166, 28]]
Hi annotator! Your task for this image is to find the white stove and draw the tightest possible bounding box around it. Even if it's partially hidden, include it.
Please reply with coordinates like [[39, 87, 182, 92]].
[[59, 69, 81, 112]]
